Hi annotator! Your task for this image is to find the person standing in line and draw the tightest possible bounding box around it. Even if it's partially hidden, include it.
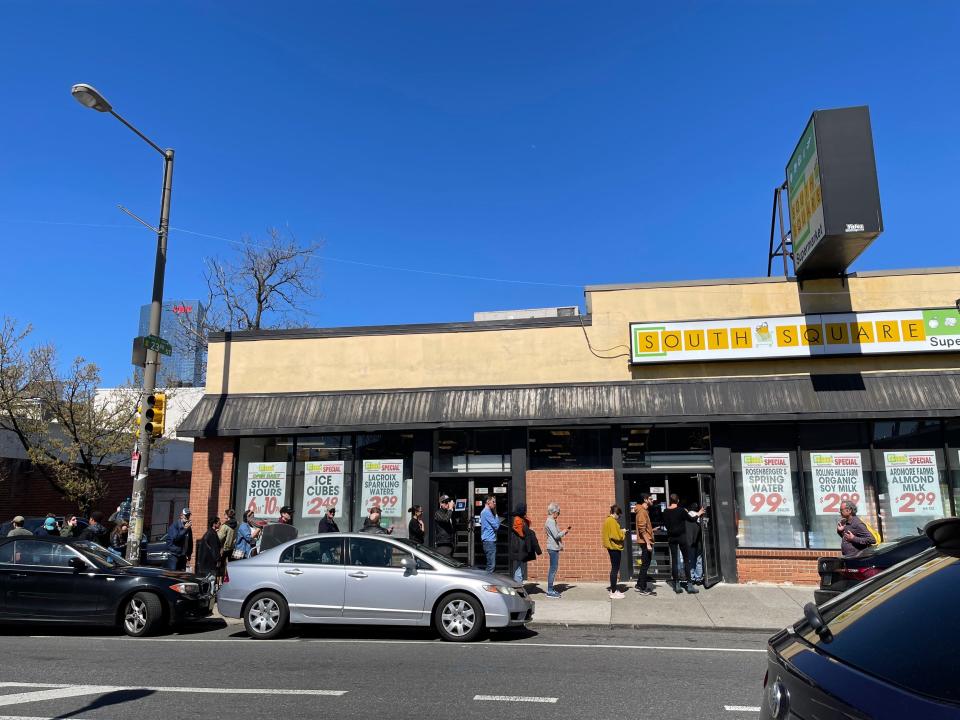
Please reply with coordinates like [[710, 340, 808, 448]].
[[60, 515, 81, 538], [836, 500, 876, 557], [218, 508, 237, 558], [408, 505, 425, 544], [602, 505, 627, 599], [633, 494, 656, 596], [164, 508, 194, 571], [543, 502, 571, 598], [278, 506, 294, 525], [479, 495, 501, 573], [508, 503, 532, 583], [686, 501, 704, 585], [36, 517, 60, 536], [434, 495, 455, 556], [109, 522, 129, 556], [235, 510, 261, 559], [361, 506, 393, 534], [78, 511, 109, 547], [6, 515, 32, 537], [195, 517, 223, 578], [317, 507, 340, 533], [663, 494, 704, 594]]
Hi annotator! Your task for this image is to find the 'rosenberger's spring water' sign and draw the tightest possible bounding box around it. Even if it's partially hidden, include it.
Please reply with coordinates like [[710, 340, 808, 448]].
[[245, 461, 287, 519], [361, 460, 404, 518], [740, 453, 794, 516], [883, 451, 943, 517], [810, 452, 866, 515], [630, 307, 959, 364], [301, 461, 344, 518]]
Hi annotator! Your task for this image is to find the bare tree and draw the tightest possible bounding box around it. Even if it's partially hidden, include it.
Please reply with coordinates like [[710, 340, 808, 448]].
[[0, 318, 137, 514], [173, 229, 322, 360]]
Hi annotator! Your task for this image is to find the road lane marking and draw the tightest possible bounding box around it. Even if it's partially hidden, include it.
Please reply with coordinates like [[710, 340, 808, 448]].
[[0, 687, 120, 708], [25, 636, 765, 653], [0, 682, 347, 701], [474, 695, 558, 703], [724, 706, 761, 712]]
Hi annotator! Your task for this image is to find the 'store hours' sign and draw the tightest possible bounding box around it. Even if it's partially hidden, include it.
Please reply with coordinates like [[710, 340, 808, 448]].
[[245, 461, 287, 520], [740, 453, 795, 516], [361, 459, 404, 518], [884, 451, 943, 517], [302, 461, 344, 518], [810, 452, 865, 515]]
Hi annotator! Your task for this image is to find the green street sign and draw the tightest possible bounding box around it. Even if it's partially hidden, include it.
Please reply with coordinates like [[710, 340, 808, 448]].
[[143, 335, 173, 356]]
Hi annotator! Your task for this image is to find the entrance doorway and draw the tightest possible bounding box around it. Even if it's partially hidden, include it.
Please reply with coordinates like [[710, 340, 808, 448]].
[[432, 477, 510, 572], [626, 473, 721, 587]]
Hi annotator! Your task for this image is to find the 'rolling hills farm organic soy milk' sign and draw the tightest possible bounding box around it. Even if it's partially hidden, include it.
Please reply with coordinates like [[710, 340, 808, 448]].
[[630, 307, 959, 364]]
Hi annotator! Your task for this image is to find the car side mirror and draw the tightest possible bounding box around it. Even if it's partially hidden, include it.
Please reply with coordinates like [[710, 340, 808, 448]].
[[400, 557, 417, 575], [69, 557, 87, 572]]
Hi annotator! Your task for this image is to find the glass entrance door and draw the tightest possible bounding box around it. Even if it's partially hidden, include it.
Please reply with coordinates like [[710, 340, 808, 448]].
[[433, 477, 509, 571], [698, 473, 722, 588]]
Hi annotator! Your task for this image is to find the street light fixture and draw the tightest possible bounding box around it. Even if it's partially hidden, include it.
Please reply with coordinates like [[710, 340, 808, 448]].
[[72, 82, 175, 565]]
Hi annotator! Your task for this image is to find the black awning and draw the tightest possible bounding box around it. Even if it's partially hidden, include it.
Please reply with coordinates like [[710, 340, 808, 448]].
[[177, 371, 960, 438]]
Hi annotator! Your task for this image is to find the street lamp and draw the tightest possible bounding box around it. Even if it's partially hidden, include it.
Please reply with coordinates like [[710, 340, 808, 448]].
[[72, 83, 175, 564]]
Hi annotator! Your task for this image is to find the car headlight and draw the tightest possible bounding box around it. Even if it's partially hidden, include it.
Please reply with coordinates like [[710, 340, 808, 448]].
[[169, 582, 200, 595], [482, 584, 517, 596]]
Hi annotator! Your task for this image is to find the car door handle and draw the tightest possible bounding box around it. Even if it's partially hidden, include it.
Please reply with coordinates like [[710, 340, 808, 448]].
[[10, 572, 27, 578], [284, 569, 304, 576], [348, 571, 368, 579]]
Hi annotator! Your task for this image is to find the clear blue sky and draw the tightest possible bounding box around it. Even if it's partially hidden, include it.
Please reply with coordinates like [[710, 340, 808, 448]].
[[1, 1, 957, 385]]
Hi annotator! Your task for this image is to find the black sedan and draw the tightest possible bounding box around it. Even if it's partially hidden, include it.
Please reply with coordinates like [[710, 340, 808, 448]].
[[815, 531, 932, 604], [0, 535, 213, 636], [761, 517, 960, 719]]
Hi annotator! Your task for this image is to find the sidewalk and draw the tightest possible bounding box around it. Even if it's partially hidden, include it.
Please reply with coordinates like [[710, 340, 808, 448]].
[[525, 581, 815, 632]]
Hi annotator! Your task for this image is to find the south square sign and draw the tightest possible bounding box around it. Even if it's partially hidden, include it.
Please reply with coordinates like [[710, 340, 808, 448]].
[[786, 106, 883, 278]]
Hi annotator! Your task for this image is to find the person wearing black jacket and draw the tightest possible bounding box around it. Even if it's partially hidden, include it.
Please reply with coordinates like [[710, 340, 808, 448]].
[[434, 495, 455, 556], [195, 517, 223, 577], [78, 510, 109, 547], [408, 505, 425, 544], [663, 494, 705, 594], [317, 507, 340, 533]]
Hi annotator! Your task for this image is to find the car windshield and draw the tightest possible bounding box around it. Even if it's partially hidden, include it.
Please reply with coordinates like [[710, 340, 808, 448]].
[[393, 538, 466, 567], [810, 548, 960, 704], [75, 541, 132, 568]]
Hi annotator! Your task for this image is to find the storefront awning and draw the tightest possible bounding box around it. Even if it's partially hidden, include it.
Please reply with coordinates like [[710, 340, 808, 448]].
[[177, 371, 960, 438]]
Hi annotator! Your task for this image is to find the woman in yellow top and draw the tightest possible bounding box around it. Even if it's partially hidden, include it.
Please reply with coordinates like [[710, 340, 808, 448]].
[[602, 504, 626, 599]]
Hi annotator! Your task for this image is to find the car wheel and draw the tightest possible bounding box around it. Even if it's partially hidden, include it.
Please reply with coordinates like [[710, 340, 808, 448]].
[[123, 592, 164, 637], [244, 591, 288, 640], [434, 592, 485, 642]]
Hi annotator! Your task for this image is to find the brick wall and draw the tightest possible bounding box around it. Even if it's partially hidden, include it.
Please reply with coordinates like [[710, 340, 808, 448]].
[[736, 548, 836, 585], [524, 469, 616, 583], [189, 437, 236, 525], [0, 459, 188, 536]]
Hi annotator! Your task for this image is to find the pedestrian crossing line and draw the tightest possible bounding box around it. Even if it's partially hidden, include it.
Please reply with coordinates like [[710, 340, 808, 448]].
[[474, 694, 558, 703], [724, 705, 761, 712], [0, 682, 348, 704]]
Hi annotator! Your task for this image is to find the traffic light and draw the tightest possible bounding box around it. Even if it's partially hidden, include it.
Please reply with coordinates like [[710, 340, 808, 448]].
[[144, 392, 166, 438], [134, 402, 143, 439]]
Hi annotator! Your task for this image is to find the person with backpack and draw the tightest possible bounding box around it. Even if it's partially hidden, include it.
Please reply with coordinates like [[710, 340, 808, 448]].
[[837, 500, 877, 557]]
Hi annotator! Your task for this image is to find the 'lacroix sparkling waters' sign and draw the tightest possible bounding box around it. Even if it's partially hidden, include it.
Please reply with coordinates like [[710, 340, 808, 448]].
[[740, 453, 795, 517], [883, 451, 943, 518], [630, 307, 959, 364], [361, 460, 404, 518]]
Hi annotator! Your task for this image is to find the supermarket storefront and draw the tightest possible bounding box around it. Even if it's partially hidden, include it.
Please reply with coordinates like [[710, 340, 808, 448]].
[[180, 267, 960, 584]]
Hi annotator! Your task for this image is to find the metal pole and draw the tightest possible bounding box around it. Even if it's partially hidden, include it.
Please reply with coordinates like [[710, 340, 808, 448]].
[[126, 148, 175, 563]]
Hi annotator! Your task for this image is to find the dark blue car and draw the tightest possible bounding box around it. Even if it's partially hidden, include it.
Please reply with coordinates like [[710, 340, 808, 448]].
[[761, 517, 960, 720]]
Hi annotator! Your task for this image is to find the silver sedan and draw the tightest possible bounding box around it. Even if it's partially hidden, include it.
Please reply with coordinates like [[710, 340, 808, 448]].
[[217, 532, 534, 642]]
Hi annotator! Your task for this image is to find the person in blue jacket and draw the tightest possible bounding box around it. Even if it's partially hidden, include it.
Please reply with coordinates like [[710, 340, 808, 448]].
[[164, 507, 194, 571]]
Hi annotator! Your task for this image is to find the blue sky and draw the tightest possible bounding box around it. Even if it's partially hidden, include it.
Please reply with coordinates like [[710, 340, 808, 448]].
[[1, 1, 958, 385]]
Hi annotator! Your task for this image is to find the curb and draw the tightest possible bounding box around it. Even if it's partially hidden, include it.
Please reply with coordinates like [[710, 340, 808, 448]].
[[526, 621, 783, 633]]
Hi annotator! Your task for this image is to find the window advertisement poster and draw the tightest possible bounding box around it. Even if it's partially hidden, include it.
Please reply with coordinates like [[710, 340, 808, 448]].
[[883, 451, 943, 517], [301, 461, 344, 518], [810, 452, 866, 515], [361, 459, 404, 518], [740, 453, 795, 516], [245, 461, 288, 519]]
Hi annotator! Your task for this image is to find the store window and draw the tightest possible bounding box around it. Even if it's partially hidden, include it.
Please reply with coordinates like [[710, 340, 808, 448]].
[[234, 437, 294, 521], [732, 450, 805, 548], [292, 435, 353, 536], [948, 420, 960, 518], [355, 432, 415, 537], [528, 428, 611, 469], [621, 425, 711, 467], [436, 429, 511, 472]]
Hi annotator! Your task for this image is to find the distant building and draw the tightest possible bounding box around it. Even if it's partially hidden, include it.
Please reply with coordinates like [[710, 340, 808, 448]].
[[138, 300, 206, 387]]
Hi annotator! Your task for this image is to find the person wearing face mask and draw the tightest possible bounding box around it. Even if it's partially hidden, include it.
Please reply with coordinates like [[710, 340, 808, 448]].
[[434, 496, 455, 556], [602, 504, 627, 599]]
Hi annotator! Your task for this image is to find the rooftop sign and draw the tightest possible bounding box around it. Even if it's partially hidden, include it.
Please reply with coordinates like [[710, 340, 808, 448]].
[[786, 106, 883, 277], [630, 307, 959, 364]]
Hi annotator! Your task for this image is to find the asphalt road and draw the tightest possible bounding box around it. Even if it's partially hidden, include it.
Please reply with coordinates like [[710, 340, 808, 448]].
[[0, 620, 770, 719]]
